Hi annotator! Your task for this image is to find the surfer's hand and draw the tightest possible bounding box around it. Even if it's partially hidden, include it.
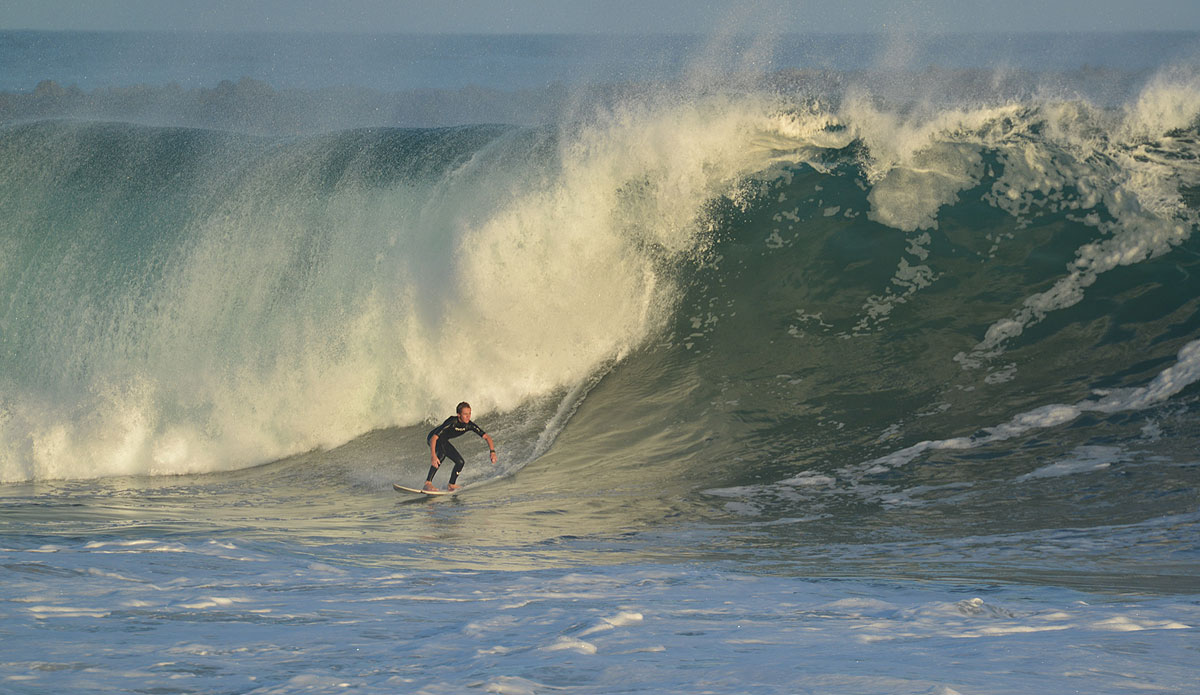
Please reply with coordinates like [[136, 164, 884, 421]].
[[431, 456, 440, 469], [490, 451, 497, 464]]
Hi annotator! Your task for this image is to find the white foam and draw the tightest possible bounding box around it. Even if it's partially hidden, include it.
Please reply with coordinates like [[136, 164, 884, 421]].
[[27, 605, 110, 619], [781, 472, 837, 487], [83, 539, 187, 553], [579, 610, 644, 636], [245, 674, 351, 694], [1093, 616, 1191, 631], [1016, 446, 1124, 481], [177, 597, 249, 610], [541, 636, 597, 654], [819, 598, 899, 614], [483, 676, 557, 695]]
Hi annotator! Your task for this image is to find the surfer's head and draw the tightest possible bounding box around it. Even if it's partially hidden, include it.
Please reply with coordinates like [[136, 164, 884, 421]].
[[456, 401, 472, 421]]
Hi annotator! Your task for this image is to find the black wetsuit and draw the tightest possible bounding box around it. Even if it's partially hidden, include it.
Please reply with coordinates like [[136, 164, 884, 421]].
[[425, 416, 487, 486]]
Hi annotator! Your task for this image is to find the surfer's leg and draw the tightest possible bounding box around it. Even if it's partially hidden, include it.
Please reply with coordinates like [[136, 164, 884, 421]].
[[444, 444, 467, 487], [426, 441, 448, 484]]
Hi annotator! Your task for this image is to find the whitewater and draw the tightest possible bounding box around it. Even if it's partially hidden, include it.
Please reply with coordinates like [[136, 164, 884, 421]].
[[2, 30, 1199, 694]]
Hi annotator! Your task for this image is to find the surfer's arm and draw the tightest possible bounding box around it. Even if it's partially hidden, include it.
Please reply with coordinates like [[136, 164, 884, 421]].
[[429, 435, 440, 468], [483, 434, 497, 464]]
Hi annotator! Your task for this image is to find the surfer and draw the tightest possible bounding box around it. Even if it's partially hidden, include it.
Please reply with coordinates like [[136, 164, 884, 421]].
[[423, 402, 497, 491]]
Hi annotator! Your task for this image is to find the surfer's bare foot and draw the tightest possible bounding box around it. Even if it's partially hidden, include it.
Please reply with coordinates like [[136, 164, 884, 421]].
[[423, 481, 439, 492], [447, 483, 461, 491]]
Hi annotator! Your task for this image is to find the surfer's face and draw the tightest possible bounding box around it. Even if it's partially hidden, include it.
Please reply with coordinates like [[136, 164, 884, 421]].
[[458, 407, 472, 423]]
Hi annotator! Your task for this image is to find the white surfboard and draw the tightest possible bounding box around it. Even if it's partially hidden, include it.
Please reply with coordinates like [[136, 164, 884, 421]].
[[393, 483, 459, 496]]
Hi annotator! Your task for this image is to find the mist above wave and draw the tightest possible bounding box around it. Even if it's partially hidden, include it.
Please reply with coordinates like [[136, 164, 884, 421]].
[[0, 60, 1184, 135]]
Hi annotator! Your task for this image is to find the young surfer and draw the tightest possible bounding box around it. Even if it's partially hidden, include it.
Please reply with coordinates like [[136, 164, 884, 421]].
[[424, 402, 497, 491]]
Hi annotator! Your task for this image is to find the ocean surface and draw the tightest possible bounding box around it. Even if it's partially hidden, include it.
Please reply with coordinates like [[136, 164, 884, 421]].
[[2, 30, 1199, 694]]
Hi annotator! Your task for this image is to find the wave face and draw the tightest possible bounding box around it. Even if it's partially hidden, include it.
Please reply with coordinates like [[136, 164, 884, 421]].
[[3, 69, 1200, 498], [0, 101, 789, 481]]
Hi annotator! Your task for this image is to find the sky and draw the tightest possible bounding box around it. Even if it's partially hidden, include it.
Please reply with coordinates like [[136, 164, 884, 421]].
[[2, 0, 1200, 34]]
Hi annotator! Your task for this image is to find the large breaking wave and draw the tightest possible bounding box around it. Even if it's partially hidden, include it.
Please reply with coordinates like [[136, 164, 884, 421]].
[[3, 67, 1200, 486]]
